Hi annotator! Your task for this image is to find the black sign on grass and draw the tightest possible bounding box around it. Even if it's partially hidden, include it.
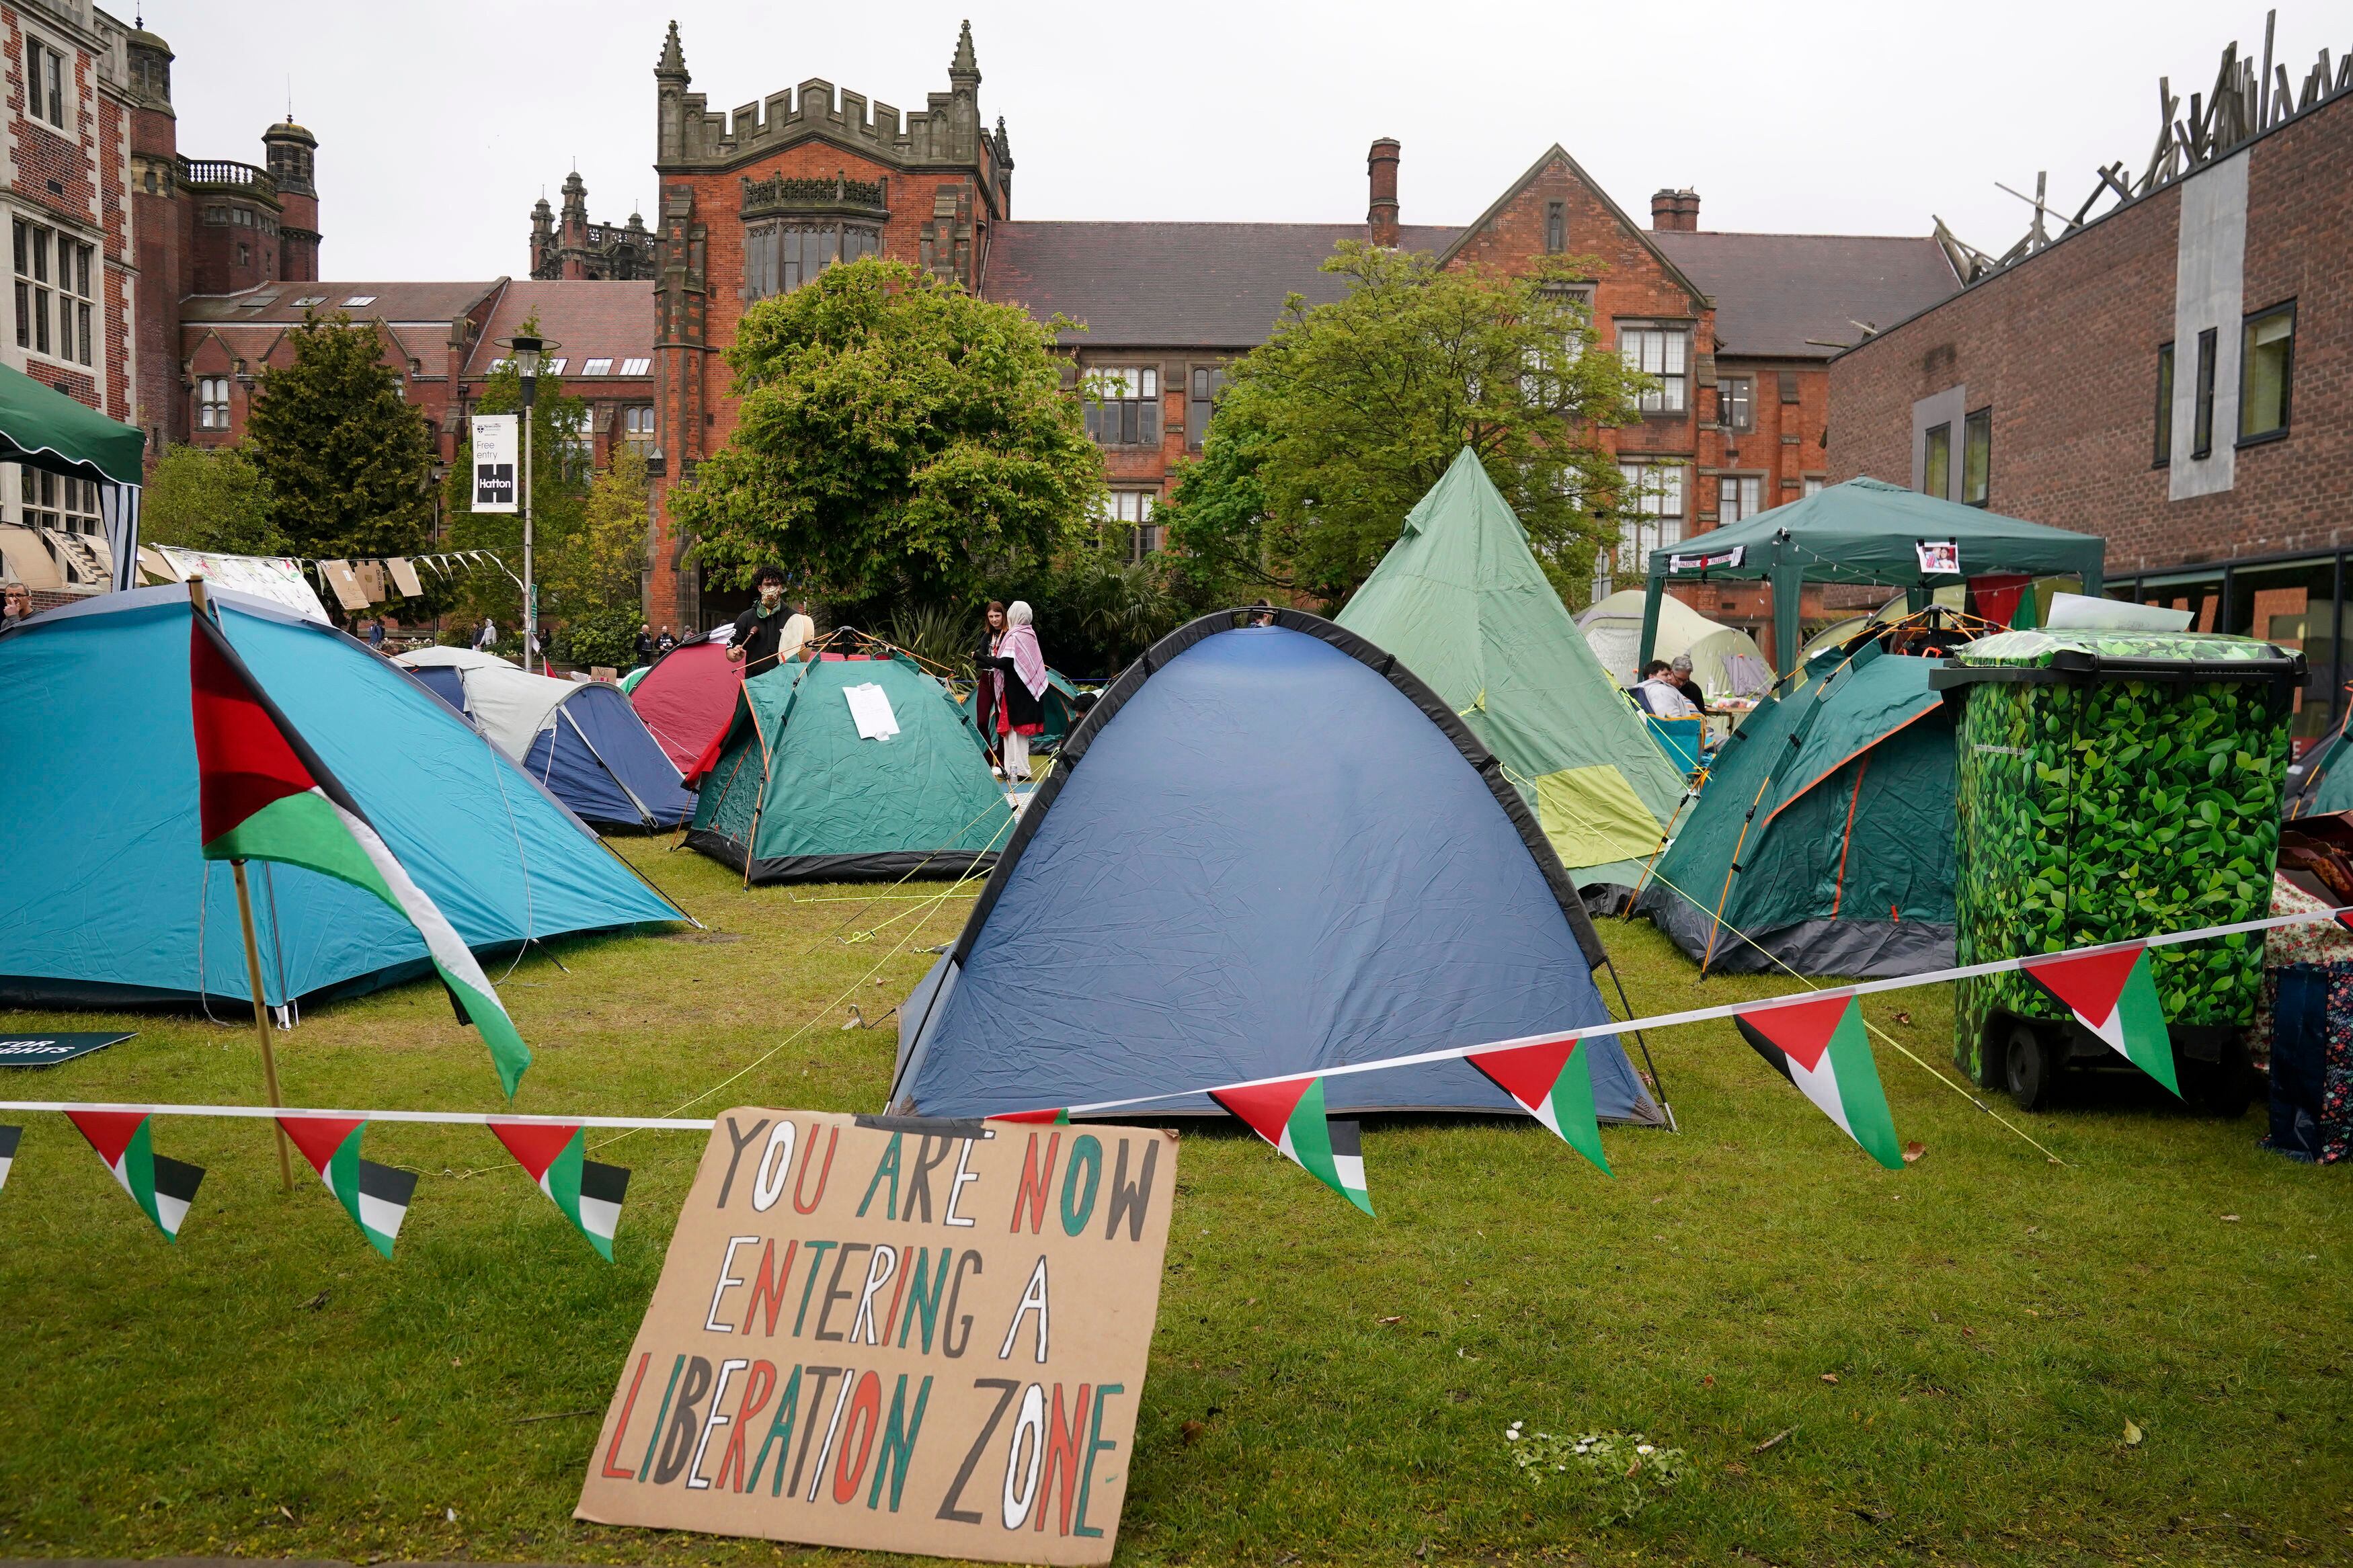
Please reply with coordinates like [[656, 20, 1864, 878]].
[[0, 1033, 133, 1067]]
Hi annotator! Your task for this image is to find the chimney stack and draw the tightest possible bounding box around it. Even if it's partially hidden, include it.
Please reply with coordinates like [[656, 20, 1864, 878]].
[[1367, 137, 1400, 247], [1650, 188, 1700, 232]]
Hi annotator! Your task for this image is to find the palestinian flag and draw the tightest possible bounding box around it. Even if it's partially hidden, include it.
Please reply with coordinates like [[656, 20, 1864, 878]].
[[67, 1111, 206, 1241], [1734, 994, 1904, 1170], [990, 1108, 1070, 1125], [1209, 1076, 1372, 1214], [190, 604, 531, 1096], [0, 1124, 18, 1194], [1466, 1037, 1611, 1175], [2021, 944, 2178, 1094], [277, 1116, 418, 1258], [490, 1122, 629, 1260]]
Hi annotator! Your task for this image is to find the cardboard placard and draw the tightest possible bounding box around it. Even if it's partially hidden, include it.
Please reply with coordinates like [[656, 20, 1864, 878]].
[[577, 1110, 1174, 1565]]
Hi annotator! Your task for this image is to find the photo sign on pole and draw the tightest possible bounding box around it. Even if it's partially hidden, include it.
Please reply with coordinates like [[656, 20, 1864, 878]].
[[471, 414, 519, 513], [576, 1108, 1174, 1566]]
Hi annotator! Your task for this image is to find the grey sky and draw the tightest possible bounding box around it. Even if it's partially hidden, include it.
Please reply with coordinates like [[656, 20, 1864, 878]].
[[143, 1, 2327, 285]]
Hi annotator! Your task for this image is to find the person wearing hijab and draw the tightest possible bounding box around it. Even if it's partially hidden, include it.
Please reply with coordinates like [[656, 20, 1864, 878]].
[[971, 601, 1009, 775], [982, 600, 1050, 782]]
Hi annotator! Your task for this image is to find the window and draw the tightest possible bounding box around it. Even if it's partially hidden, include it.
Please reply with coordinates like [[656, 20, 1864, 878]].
[[2240, 303, 2294, 444], [623, 405, 655, 448], [1188, 366, 1228, 450], [2191, 327, 2218, 458], [342, 294, 376, 306], [1085, 366, 1161, 446], [2153, 342, 2174, 466], [744, 222, 881, 301], [542, 358, 567, 375], [1718, 375, 1753, 432], [1962, 407, 1991, 506], [1802, 476, 1825, 499], [1718, 474, 1761, 523], [22, 468, 99, 536], [1545, 201, 1566, 254], [559, 413, 593, 479], [196, 376, 231, 429], [1618, 326, 1688, 413], [580, 358, 613, 376], [1778, 372, 1800, 405], [485, 358, 513, 374], [12, 219, 93, 365], [1618, 462, 1684, 557], [1923, 422, 1951, 498], [292, 294, 327, 307], [619, 356, 651, 376], [1099, 489, 1159, 561], [27, 40, 65, 130]]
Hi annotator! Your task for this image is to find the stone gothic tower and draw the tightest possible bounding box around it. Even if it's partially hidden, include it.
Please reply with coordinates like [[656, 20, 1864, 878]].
[[263, 117, 320, 280]]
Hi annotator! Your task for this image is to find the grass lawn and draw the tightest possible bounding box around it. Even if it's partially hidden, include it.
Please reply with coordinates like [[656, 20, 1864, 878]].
[[1, 837, 2346, 1567]]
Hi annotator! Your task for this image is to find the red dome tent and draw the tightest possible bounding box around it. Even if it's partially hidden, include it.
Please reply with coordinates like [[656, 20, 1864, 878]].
[[628, 637, 742, 775]]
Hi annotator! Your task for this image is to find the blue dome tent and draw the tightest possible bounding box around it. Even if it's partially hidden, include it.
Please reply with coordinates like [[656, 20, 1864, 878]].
[[889, 610, 1667, 1122], [395, 647, 696, 832], [0, 587, 684, 1009]]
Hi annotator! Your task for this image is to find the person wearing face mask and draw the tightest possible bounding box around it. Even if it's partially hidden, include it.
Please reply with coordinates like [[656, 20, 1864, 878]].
[[727, 565, 814, 676]]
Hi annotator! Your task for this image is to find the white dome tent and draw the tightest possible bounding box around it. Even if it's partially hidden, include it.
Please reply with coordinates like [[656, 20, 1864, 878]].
[[1577, 589, 1772, 697]]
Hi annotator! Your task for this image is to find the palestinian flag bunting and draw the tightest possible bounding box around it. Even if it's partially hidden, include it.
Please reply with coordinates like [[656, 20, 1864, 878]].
[[67, 1110, 206, 1240], [0, 1124, 18, 1194], [990, 1108, 1070, 1125], [1734, 994, 1904, 1170], [189, 604, 531, 1096], [277, 1116, 418, 1258], [2022, 944, 2179, 1094], [490, 1122, 629, 1259], [1209, 1076, 1373, 1214], [1467, 1037, 1611, 1174]]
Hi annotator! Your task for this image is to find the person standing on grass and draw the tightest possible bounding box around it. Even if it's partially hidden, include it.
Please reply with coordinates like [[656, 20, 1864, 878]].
[[635, 623, 656, 667], [971, 602, 1008, 775], [727, 565, 814, 677], [982, 600, 1049, 782]]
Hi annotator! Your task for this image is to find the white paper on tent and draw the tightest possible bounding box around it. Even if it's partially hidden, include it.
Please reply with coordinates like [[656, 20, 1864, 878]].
[[842, 682, 900, 740]]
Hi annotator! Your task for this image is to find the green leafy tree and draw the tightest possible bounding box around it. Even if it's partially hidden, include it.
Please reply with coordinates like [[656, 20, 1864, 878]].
[[440, 325, 590, 634], [545, 444, 653, 669], [1157, 243, 1648, 612], [245, 312, 437, 567], [138, 444, 283, 556], [676, 257, 1101, 614]]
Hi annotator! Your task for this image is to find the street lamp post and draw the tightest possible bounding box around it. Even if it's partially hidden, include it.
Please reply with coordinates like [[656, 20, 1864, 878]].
[[497, 332, 557, 673]]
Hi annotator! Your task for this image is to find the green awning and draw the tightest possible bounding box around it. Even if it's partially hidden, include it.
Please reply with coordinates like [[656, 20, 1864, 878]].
[[0, 360, 145, 487], [1638, 477, 2105, 674]]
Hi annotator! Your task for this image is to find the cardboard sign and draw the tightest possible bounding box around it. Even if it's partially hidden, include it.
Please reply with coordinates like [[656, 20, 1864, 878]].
[[0, 1032, 132, 1067], [577, 1110, 1175, 1565], [473, 414, 520, 513], [155, 546, 332, 624]]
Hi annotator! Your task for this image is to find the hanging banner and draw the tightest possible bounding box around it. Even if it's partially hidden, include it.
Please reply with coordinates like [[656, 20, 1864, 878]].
[[575, 1108, 1175, 1565], [472, 414, 520, 513], [154, 546, 332, 624]]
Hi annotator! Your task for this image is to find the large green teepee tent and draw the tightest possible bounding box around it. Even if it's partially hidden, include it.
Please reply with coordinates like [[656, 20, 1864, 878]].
[[1336, 448, 1688, 889], [686, 654, 1014, 883]]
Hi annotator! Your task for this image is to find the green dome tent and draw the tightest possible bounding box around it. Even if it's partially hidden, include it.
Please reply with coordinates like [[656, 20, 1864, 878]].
[[1336, 448, 1687, 890], [1634, 636, 1959, 976], [686, 652, 1014, 883]]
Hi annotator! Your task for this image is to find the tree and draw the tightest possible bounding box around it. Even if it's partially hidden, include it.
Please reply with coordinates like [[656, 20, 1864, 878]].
[[245, 312, 437, 566], [1156, 243, 1649, 612], [545, 443, 653, 669], [676, 257, 1101, 616], [440, 328, 590, 634], [139, 444, 283, 556]]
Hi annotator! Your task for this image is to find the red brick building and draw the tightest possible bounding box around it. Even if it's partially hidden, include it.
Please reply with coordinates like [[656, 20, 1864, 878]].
[[0, 0, 142, 601], [1829, 57, 2350, 745], [638, 20, 1959, 637]]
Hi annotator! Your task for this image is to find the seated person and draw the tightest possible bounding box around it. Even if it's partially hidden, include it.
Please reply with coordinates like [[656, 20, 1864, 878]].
[[1636, 660, 1698, 718]]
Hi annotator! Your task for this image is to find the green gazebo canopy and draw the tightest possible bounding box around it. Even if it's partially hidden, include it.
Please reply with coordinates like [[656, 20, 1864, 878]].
[[1638, 477, 2104, 674], [0, 360, 145, 487]]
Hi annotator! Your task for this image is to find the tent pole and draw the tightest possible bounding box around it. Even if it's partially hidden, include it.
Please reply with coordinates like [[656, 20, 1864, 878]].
[[231, 858, 295, 1194], [1636, 572, 1666, 673]]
